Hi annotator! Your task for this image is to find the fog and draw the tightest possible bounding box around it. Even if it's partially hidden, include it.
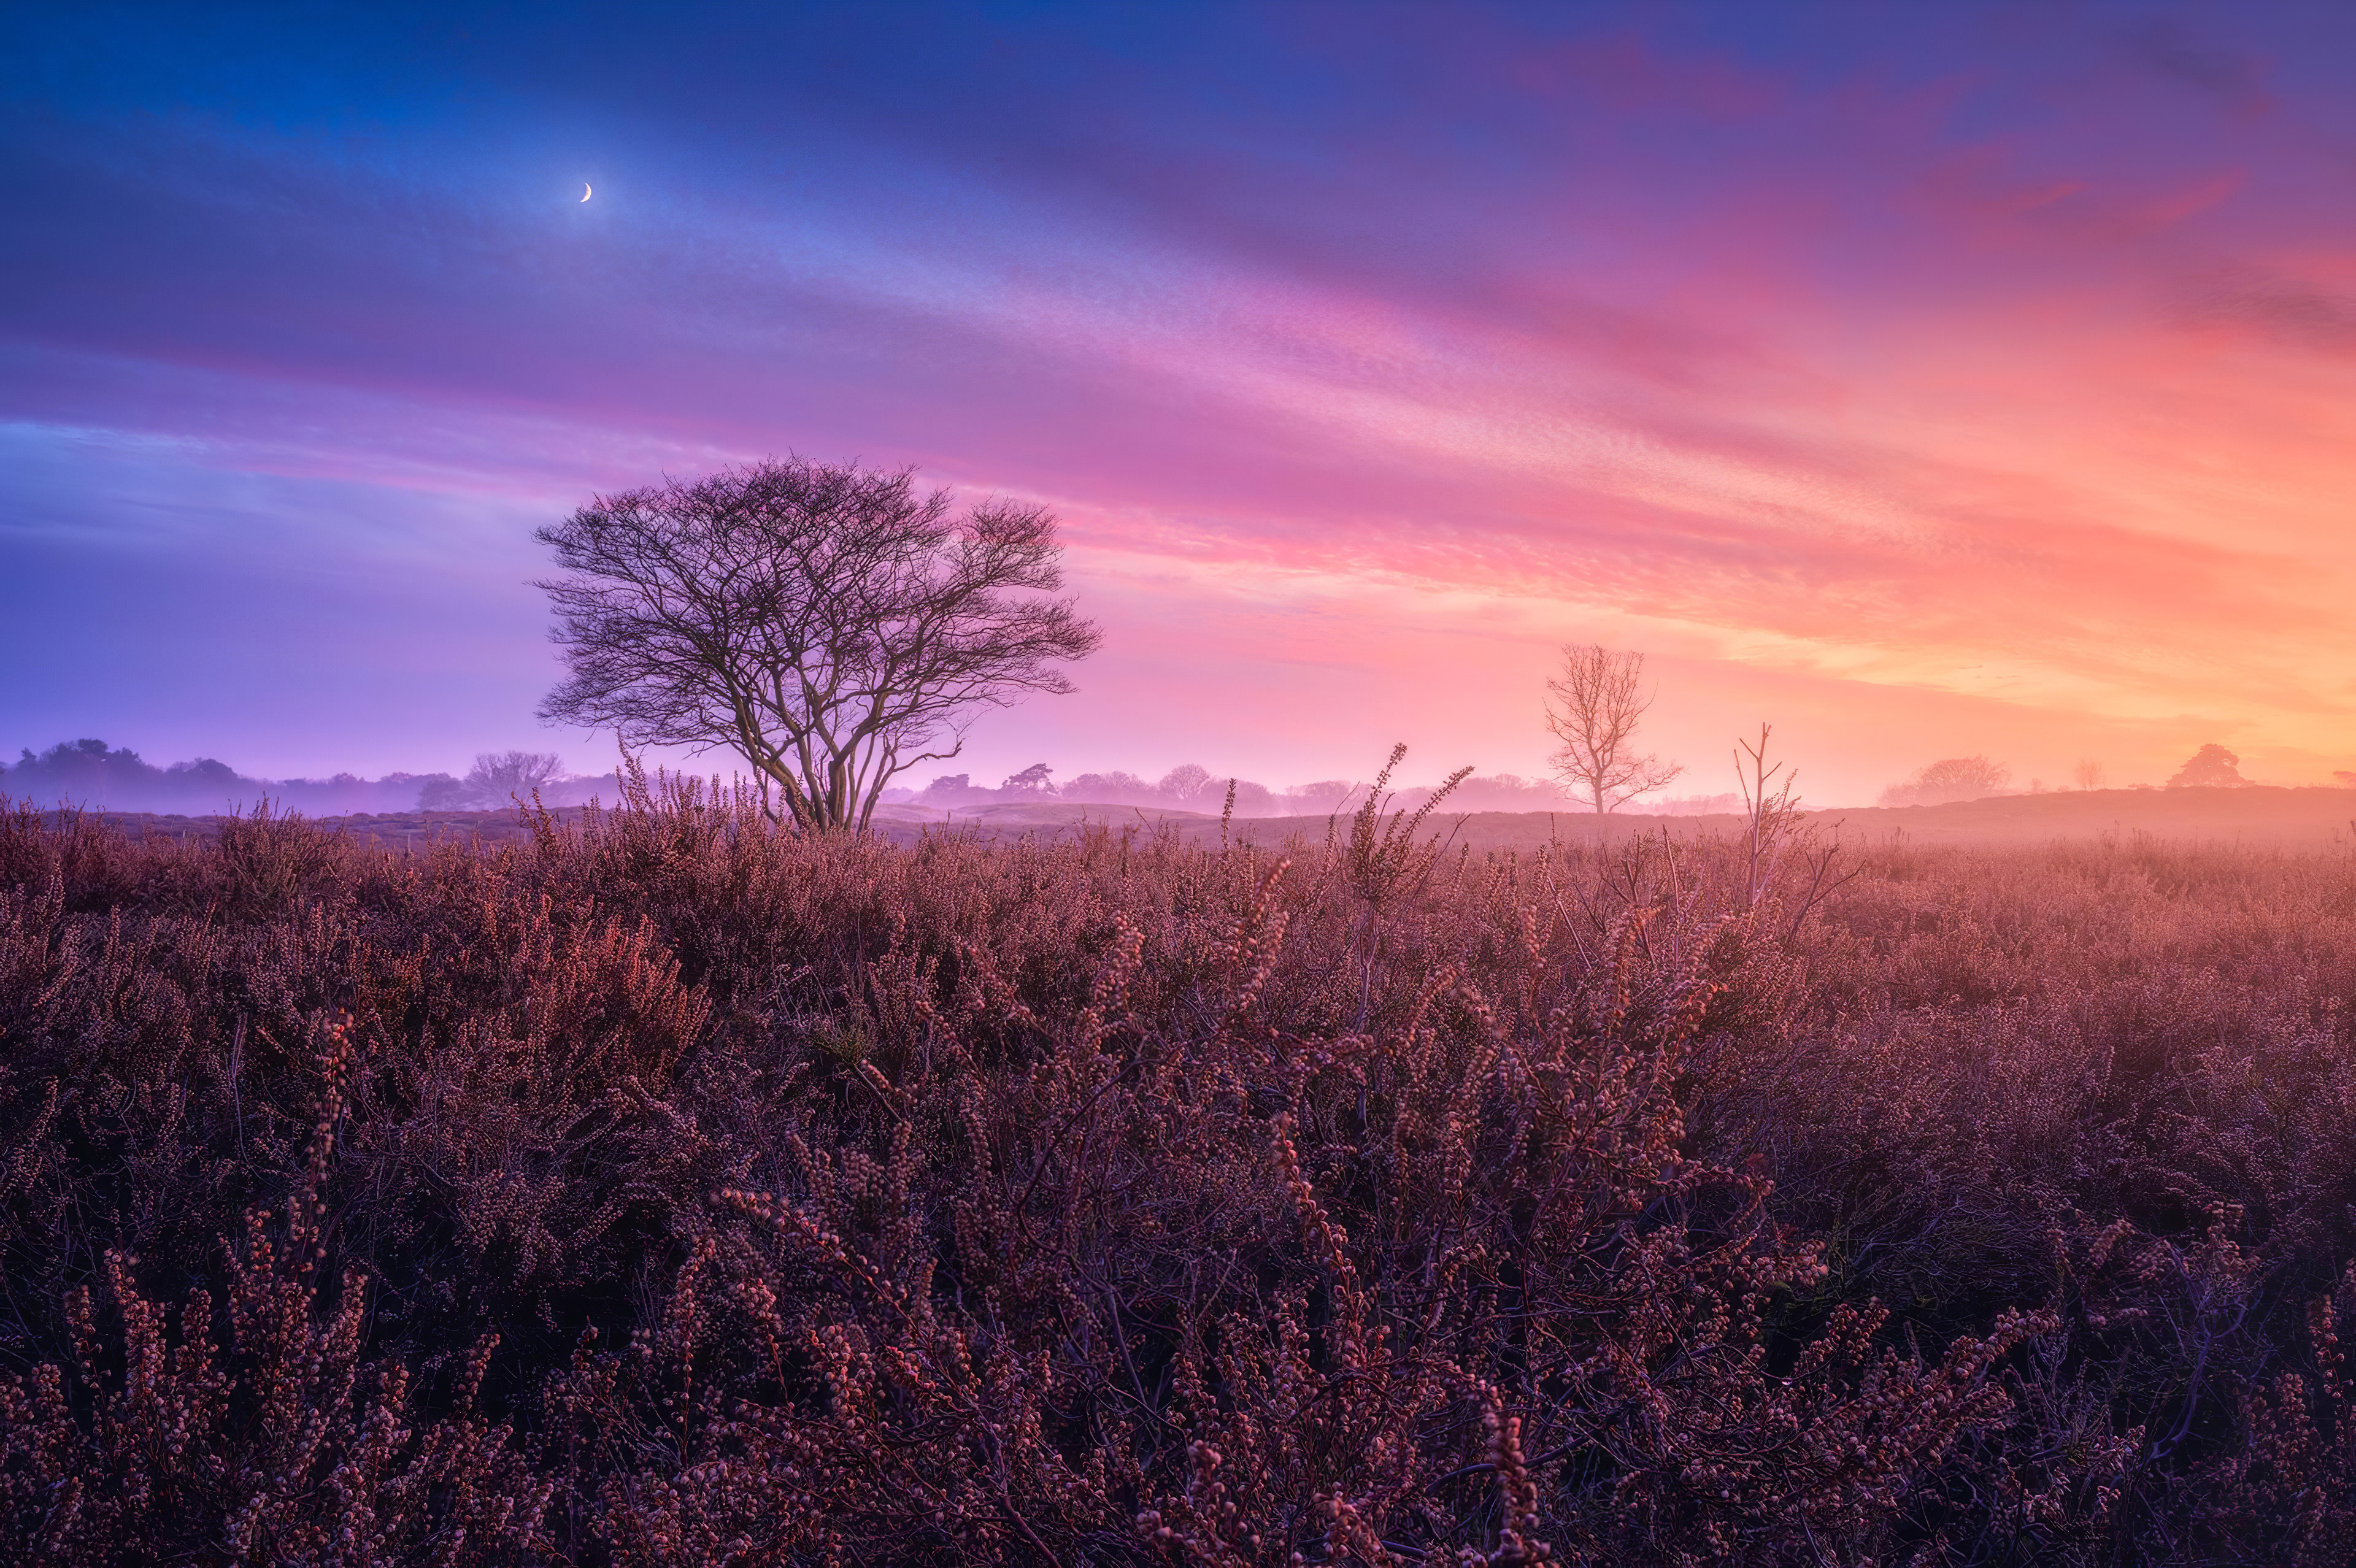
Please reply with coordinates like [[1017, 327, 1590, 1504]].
[[9, 741, 1731, 820], [1, 739, 618, 816], [890, 764, 1746, 818]]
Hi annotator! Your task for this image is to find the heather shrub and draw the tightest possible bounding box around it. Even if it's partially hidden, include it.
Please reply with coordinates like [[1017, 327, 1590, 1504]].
[[1, 791, 2354, 1562], [2, 1020, 550, 1563]]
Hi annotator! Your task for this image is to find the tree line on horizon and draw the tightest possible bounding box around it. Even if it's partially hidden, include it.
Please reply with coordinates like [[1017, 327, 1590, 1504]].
[[0, 737, 1759, 821], [1875, 742, 2336, 806], [896, 761, 1749, 817], [0, 741, 610, 817]]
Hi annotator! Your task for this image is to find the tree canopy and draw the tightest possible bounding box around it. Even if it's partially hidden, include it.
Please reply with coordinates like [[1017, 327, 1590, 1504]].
[[2167, 744, 2247, 788]]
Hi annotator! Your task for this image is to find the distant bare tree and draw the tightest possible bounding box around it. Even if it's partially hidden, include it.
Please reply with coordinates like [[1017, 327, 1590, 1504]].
[[537, 458, 1101, 834], [1543, 645, 1684, 813], [464, 750, 564, 805], [2167, 744, 2247, 788], [2071, 759, 2106, 791]]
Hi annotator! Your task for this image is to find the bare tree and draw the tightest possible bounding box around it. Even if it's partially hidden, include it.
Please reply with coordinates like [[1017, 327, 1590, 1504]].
[[537, 458, 1101, 833], [1543, 645, 1684, 812], [2071, 759, 2106, 792], [463, 750, 564, 806]]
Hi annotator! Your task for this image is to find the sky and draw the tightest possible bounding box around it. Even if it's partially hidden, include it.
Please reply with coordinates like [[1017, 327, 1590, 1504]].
[[5, 1, 2355, 804]]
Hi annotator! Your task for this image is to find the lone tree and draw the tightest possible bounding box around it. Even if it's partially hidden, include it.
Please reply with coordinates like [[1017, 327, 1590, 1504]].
[[537, 457, 1102, 833], [1543, 644, 1683, 812], [999, 762, 1055, 794], [2167, 744, 2247, 788]]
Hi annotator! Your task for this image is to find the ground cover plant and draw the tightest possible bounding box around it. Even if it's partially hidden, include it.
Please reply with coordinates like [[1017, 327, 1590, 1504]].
[[2, 772, 2355, 1564]]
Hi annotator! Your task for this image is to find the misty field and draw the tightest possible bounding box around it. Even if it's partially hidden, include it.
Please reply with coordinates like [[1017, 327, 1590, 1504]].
[[4, 784, 2356, 1566]]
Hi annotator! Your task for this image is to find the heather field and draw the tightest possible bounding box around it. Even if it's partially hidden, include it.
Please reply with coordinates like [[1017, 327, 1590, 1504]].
[[64, 780, 2356, 856], [5, 782, 2356, 1565]]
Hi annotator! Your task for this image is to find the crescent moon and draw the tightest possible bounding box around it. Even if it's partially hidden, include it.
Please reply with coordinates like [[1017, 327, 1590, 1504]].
[[580, 183, 593, 202]]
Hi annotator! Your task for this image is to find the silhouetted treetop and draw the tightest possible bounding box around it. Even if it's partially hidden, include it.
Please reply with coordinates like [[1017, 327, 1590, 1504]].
[[2, 739, 258, 810], [2167, 743, 2247, 788]]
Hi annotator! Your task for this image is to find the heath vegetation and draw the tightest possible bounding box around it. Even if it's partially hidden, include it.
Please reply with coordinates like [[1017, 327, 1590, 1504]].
[[2, 767, 2355, 1564]]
